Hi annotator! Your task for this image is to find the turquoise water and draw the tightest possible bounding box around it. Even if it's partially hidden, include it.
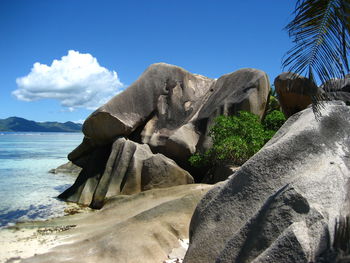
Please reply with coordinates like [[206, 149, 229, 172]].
[[0, 132, 83, 227]]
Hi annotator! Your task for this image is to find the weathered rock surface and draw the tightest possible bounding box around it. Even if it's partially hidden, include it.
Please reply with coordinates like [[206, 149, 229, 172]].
[[67, 137, 98, 167], [75, 64, 270, 165], [198, 68, 270, 120], [274, 72, 316, 118], [60, 138, 193, 208], [195, 68, 270, 153], [184, 101, 350, 263], [143, 67, 270, 160], [49, 161, 82, 176], [61, 63, 270, 206], [322, 75, 350, 105], [58, 145, 112, 205], [22, 184, 214, 263], [82, 63, 215, 145]]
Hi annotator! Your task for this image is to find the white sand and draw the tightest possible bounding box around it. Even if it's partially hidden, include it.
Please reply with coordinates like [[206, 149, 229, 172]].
[[0, 203, 89, 263], [0, 226, 70, 263], [0, 185, 209, 263]]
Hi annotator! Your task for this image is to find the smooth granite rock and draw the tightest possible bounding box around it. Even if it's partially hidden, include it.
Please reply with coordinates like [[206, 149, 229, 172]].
[[184, 101, 350, 263], [274, 72, 316, 118], [60, 138, 194, 208], [23, 184, 214, 263], [198, 68, 270, 120], [49, 161, 82, 176], [73, 64, 270, 166], [82, 63, 215, 145], [140, 67, 270, 164], [61, 63, 270, 206], [58, 145, 112, 205], [194, 68, 270, 153], [322, 75, 350, 105]]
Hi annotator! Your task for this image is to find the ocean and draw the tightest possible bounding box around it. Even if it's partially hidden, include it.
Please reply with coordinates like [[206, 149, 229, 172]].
[[0, 132, 83, 227]]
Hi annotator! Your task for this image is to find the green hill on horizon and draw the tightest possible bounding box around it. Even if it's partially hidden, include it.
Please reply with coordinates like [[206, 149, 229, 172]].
[[0, 117, 82, 132]]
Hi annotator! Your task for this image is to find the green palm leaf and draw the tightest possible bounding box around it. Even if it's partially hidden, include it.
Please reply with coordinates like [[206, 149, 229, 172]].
[[283, 0, 350, 114]]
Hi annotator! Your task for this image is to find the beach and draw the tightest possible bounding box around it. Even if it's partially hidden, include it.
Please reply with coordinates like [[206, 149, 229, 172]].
[[0, 132, 84, 262], [0, 203, 90, 263], [0, 184, 212, 263]]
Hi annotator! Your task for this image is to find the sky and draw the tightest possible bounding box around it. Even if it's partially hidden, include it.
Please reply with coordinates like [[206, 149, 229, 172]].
[[0, 0, 296, 123]]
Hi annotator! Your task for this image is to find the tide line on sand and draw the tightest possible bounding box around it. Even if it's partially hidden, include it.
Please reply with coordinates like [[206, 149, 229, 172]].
[[0, 203, 87, 263]]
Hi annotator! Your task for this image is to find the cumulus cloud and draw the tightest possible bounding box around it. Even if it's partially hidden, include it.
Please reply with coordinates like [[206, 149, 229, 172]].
[[13, 50, 124, 110]]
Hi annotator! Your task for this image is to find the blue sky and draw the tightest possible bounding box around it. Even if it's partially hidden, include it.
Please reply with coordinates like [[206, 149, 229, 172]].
[[0, 0, 295, 123]]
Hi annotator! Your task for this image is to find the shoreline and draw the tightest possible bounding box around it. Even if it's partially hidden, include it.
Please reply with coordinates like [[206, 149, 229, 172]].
[[0, 225, 74, 263], [0, 203, 91, 263], [0, 184, 211, 263], [0, 202, 189, 263]]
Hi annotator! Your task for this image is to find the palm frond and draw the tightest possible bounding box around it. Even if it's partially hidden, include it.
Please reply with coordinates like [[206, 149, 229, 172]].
[[283, 0, 350, 116]]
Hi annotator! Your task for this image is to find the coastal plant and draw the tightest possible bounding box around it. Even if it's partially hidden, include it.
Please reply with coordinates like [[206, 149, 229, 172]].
[[189, 112, 265, 167], [188, 152, 210, 168], [283, 0, 350, 114], [263, 110, 286, 132], [266, 87, 281, 114], [189, 110, 286, 168]]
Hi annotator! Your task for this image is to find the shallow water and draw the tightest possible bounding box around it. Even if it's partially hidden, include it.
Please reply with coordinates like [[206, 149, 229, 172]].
[[0, 132, 83, 227]]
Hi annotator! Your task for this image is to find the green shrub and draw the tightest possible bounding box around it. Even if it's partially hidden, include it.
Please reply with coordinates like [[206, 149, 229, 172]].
[[266, 87, 281, 114], [267, 95, 281, 113], [189, 110, 286, 168], [189, 111, 268, 167], [263, 110, 286, 131], [188, 152, 209, 168]]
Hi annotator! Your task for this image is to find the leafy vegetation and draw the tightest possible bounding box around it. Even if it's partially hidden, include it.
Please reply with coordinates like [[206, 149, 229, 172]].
[[283, 0, 350, 114], [266, 87, 281, 114], [189, 110, 285, 168], [263, 110, 286, 131]]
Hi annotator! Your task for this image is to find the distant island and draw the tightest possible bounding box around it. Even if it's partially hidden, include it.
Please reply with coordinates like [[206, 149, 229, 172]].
[[0, 117, 82, 132]]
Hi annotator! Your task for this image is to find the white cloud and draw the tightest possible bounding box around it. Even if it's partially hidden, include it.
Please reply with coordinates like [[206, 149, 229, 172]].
[[13, 50, 124, 110]]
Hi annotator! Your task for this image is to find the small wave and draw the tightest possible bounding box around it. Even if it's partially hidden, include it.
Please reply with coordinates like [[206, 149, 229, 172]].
[[0, 203, 68, 228], [0, 132, 82, 227], [0, 132, 43, 136], [0, 132, 82, 136]]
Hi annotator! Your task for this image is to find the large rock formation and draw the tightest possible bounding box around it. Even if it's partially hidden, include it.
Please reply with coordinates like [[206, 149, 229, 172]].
[[198, 68, 269, 119], [184, 101, 350, 263], [322, 75, 350, 105], [22, 184, 214, 263], [274, 72, 316, 118], [59, 138, 193, 208], [82, 63, 215, 146], [61, 63, 270, 207], [196, 68, 270, 153]]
